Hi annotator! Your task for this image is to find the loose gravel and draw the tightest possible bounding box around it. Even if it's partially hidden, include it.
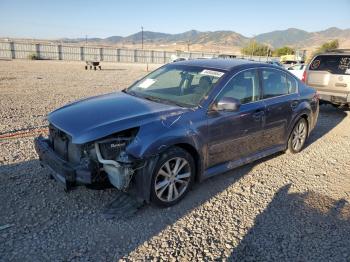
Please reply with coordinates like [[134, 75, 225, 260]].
[[0, 60, 349, 261]]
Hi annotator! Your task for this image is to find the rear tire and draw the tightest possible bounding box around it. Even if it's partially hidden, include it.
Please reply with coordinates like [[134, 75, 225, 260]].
[[287, 118, 308, 154], [150, 147, 195, 207]]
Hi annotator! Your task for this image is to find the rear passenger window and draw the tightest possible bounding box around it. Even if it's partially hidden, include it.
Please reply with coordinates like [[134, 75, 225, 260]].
[[262, 69, 289, 98], [309, 55, 350, 75], [219, 69, 260, 104], [286, 74, 298, 94]]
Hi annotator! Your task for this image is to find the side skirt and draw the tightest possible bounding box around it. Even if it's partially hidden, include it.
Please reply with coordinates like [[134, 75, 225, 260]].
[[202, 145, 286, 180]]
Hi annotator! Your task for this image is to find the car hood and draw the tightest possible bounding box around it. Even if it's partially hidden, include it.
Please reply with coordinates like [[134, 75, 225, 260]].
[[48, 92, 187, 144]]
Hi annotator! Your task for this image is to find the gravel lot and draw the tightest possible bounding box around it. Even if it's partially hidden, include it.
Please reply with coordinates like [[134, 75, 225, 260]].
[[0, 60, 350, 261]]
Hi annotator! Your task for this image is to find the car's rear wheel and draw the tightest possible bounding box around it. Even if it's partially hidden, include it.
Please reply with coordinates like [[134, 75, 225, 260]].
[[151, 147, 195, 207], [287, 118, 308, 153]]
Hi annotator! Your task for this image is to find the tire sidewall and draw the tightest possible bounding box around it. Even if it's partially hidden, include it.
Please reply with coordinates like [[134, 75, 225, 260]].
[[288, 118, 308, 154], [150, 147, 195, 207]]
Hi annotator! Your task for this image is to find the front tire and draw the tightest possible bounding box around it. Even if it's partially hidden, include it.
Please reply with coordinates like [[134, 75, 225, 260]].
[[287, 118, 308, 154], [150, 147, 195, 207]]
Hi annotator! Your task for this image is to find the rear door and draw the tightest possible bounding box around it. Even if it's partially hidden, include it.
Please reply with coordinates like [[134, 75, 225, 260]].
[[260, 68, 299, 149], [307, 55, 350, 95]]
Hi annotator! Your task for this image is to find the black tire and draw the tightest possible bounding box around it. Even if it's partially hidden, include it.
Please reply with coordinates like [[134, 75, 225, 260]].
[[85, 66, 88, 70], [287, 118, 308, 154], [150, 147, 195, 207]]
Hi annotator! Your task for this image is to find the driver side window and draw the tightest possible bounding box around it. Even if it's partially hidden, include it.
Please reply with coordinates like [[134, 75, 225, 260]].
[[219, 69, 260, 104]]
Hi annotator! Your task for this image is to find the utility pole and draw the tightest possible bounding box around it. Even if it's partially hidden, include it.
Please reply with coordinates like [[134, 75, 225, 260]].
[[141, 26, 144, 50]]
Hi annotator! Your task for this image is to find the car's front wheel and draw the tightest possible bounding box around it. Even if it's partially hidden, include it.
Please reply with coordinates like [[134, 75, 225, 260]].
[[151, 147, 195, 207], [287, 118, 308, 153]]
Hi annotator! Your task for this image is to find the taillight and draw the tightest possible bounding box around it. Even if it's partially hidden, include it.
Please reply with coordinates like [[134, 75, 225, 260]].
[[312, 91, 320, 102], [302, 70, 307, 83]]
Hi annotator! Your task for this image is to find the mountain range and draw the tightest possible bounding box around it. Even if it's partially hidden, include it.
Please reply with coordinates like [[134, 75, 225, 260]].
[[62, 27, 350, 50]]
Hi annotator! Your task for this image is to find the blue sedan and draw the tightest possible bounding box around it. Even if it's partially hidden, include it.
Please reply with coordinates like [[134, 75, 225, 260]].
[[35, 59, 319, 206]]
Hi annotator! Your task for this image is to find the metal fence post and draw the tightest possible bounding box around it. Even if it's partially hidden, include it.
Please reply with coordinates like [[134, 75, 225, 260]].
[[99, 48, 104, 61], [57, 44, 62, 60], [134, 49, 137, 62], [80, 47, 84, 61], [10, 42, 15, 59], [35, 43, 40, 59], [151, 50, 154, 64], [163, 51, 166, 64], [116, 48, 120, 62]]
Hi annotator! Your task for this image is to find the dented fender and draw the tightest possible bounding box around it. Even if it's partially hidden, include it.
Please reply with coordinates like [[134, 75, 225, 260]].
[[126, 110, 206, 159]]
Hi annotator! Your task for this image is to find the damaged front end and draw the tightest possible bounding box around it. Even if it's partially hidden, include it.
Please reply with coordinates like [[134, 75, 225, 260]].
[[93, 129, 142, 190], [34, 125, 142, 192]]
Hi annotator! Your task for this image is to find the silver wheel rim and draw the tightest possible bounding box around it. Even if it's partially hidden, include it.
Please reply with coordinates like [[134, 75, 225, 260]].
[[154, 157, 191, 202], [292, 121, 307, 151]]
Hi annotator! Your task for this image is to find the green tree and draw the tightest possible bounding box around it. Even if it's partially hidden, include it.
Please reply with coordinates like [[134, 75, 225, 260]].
[[273, 46, 295, 57], [315, 39, 339, 53], [241, 40, 270, 56], [308, 39, 339, 62]]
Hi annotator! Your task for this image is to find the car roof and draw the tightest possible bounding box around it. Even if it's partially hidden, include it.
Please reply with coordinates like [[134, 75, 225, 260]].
[[172, 58, 263, 71], [315, 49, 350, 56]]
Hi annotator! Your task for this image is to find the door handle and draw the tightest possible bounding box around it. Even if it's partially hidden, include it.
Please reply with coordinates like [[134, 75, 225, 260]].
[[290, 101, 299, 109], [253, 110, 264, 120]]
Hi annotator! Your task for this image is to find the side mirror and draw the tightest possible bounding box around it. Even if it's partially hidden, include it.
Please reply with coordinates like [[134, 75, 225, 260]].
[[215, 97, 241, 112]]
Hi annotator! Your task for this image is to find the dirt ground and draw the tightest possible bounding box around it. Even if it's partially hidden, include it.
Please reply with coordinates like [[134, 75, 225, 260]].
[[0, 60, 349, 261]]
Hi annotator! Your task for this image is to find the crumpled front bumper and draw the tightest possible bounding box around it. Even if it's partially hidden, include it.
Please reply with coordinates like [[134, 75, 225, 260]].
[[34, 136, 94, 190], [34, 136, 157, 202]]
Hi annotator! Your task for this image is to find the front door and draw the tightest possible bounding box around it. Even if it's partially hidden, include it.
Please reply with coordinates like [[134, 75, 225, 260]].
[[207, 69, 265, 167]]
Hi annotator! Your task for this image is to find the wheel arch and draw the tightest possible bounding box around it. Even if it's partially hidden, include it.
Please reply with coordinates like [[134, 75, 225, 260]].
[[286, 111, 310, 149], [173, 143, 202, 183]]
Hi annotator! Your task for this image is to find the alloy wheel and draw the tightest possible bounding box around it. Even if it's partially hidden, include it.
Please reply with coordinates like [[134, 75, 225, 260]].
[[154, 157, 191, 202], [291, 120, 307, 151]]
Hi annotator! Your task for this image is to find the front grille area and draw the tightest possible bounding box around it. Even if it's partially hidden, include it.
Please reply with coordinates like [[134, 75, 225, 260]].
[[49, 125, 82, 164]]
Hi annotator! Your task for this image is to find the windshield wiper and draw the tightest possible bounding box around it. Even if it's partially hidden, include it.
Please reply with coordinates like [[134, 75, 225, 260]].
[[142, 95, 187, 108], [124, 89, 138, 97], [142, 95, 163, 103]]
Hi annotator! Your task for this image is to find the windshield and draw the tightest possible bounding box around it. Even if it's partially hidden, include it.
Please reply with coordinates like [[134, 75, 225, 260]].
[[126, 65, 225, 107]]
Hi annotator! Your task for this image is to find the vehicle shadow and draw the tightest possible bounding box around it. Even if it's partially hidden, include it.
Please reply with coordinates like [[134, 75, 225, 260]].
[[304, 104, 347, 148], [229, 184, 350, 261]]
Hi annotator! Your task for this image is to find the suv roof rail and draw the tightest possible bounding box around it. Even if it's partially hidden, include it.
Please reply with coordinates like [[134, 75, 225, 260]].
[[327, 49, 350, 53]]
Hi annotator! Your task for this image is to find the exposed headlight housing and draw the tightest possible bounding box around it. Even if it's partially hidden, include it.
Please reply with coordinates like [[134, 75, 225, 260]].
[[96, 127, 139, 161], [94, 127, 139, 190]]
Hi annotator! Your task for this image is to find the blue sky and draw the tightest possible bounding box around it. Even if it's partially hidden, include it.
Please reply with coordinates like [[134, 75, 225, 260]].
[[0, 0, 349, 39]]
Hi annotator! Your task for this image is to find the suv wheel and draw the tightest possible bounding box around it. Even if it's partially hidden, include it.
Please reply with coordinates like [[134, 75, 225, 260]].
[[151, 147, 195, 207], [288, 118, 308, 153]]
